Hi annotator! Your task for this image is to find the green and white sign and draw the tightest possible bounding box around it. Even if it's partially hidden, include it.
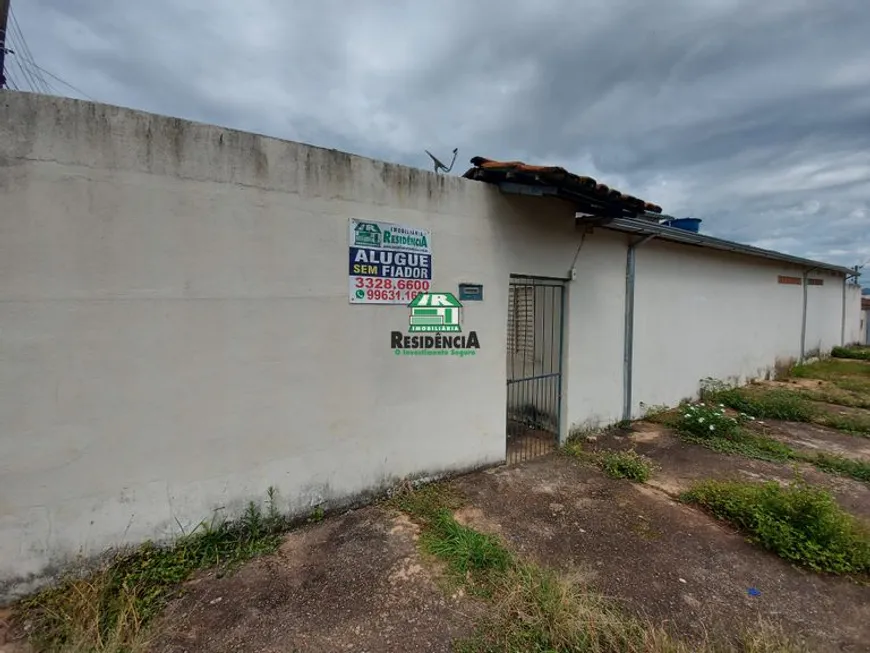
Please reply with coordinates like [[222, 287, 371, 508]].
[[408, 292, 462, 332], [391, 292, 480, 357], [349, 219, 433, 304]]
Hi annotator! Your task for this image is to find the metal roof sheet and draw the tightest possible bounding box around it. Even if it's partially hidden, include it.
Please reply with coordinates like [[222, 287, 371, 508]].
[[605, 218, 856, 276]]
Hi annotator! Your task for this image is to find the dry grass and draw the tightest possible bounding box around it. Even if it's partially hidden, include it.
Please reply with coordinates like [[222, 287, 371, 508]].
[[14, 490, 301, 652], [393, 484, 807, 653], [17, 570, 150, 653]]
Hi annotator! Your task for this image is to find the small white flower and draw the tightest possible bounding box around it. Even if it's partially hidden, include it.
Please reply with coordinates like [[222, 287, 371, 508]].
[[750, 416, 756, 421], [719, 403, 725, 408], [698, 417, 705, 423], [709, 424, 715, 431]]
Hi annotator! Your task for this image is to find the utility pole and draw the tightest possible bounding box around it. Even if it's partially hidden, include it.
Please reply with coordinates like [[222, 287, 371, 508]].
[[0, 0, 9, 89]]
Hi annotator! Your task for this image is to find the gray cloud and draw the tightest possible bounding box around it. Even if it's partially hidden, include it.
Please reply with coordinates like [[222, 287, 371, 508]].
[[11, 0, 870, 274]]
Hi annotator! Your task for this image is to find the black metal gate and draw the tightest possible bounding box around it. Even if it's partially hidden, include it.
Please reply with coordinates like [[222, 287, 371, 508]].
[[506, 275, 565, 464]]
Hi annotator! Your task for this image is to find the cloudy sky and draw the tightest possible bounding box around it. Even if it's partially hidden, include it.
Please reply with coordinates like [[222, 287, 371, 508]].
[[8, 0, 870, 273]]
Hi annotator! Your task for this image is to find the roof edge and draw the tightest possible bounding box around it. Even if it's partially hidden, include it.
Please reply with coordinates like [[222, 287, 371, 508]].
[[604, 218, 856, 276]]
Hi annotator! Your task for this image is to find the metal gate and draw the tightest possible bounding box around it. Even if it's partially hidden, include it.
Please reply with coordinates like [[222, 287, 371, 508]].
[[506, 275, 565, 463]]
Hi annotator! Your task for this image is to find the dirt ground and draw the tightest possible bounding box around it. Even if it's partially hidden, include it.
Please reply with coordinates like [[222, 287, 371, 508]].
[[7, 392, 870, 652], [143, 413, 870, 653], [453, 454, 870, 652], [146, 508, 479, 653]]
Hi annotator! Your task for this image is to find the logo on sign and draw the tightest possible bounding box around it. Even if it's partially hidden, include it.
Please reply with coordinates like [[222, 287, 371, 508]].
[[391, 292, 480, 357], [353, 222, 382, 247], [408, 293, 462, 333]]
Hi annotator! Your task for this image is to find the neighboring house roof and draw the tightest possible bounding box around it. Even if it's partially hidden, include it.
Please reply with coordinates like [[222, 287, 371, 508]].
[[462, 156, 662, 219], [463, 155, 856, 277], [862, 297, 870, 311]]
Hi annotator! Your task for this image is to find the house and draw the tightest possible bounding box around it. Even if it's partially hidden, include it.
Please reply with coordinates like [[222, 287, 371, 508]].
[[0, 91, 862, 600]]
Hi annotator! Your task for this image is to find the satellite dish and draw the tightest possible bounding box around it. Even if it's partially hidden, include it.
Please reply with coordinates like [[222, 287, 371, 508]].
[[425, 148, 458, 174]]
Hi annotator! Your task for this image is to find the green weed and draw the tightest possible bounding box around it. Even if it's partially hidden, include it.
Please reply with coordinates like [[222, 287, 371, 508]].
[[393, 485, 806, 652], [683, 478, 870, 574], [831, 346, 870, 361], [793, 386, 870, 411], [817, 411, 870, 435], [596, 449, 655, 482], [790, 359, 870, 383], [681, 429, 794, 464], [673, 403, 870, 483], [18, 489, 291, 653], [675, 402, 751, 439], [563, 442, 655, 483], [709, 387, 816, 422], [806, 453, 870, 483]]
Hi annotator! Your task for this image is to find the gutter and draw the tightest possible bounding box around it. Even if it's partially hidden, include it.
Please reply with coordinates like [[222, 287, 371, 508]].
[[623, 234, 656, 422], [800, 268, 818, 361]]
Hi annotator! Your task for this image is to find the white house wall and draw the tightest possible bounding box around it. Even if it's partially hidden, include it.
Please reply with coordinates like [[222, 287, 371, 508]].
[[629, 239, 847, 416], [0, 93, 526, 598], [0, 91, 857, 599], [844, 283, 864, 345], [804, 272, 849, 355]]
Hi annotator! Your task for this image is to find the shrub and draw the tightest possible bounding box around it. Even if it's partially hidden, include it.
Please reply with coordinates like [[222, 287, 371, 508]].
[[683, 479, 870, 574]]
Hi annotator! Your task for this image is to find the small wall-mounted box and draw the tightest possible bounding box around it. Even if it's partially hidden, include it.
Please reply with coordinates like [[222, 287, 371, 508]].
[[458, 283, 484, 301]]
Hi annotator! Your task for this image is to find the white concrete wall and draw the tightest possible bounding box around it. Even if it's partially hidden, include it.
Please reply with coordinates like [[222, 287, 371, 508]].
[[0, 92, 526, 599], [844, 283, 864, 345], [804, 271, 849, 355], [0, 91, 854, 598], [628, 240, 847, 417]]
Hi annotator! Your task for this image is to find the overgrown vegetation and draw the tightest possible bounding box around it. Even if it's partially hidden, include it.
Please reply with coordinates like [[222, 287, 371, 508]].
[[672, 403, 870, 483], [596, 450, 655, 482], [391, 484, 805, 653], [563, 441, 655, 483], [683, 478, 870, 575], [702, 385, 815, 422], [831, 346, 870, 361], [699, 379, 870, 436], [16, 488, 311, 653]]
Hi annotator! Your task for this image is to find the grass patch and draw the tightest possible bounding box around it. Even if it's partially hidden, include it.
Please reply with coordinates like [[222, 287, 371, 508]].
[[703, 382, 870, 436], [16, 488, 303, 653], [790, 359, 870, 389], [807, 453, 870, 483], [393, 484, 806, 652], [706, 387, 815, 422], [793, 386, 870, 411], [831, 346, 870, 361], [596, 449, 655, 482], [673, 403, 870, 484], [681, 429, 794, 464], [682, 479, 870, 575], [816, 411, 870, 435], [563, 441, 655, 483]]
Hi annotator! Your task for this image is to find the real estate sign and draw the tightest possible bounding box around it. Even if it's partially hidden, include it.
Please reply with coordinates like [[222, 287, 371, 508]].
[[348, 219, 433, 304]]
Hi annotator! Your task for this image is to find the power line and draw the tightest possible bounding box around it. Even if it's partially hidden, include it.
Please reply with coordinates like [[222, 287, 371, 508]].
[[8, 7, 50, 93], [27, 61, 95, 100], [5, 64, 19, 89]]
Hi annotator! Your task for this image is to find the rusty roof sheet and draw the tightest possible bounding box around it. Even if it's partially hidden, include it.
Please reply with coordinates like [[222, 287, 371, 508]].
[[462, 156, 663, 216]]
